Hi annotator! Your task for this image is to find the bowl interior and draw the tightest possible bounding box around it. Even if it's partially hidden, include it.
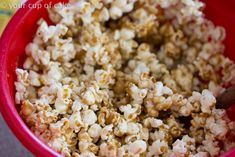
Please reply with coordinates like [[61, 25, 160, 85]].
[[0, 0, 235, 156]]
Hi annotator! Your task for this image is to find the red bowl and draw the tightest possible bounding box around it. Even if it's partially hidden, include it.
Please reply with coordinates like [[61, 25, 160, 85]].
[[0, 0, 235, 156]]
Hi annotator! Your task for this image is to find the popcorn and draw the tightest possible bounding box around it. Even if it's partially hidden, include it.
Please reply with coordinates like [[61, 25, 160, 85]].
[[147, 140, 168, 156], [154, 82, 173, 96], [40, 62, 62, 85], [69, 111, 83, 132], [126, 122, 141, 135], [172, 139, 188, 156], [99, 143, 117, 157], [88, 123, 102, 139], [154, 82, 164, 96], [120, 28, 135, 40], [16, 69, 29, 84], [140, 127, 149, 141], [49, 38, 76, 62], [150, 129, 168, 141], [78, 141, 94, 153], [119, 104, 141, 121], [71, 99, 84, 112], [114, 120, 128, 136], [189, 152, 208, 157], [80, 152, 96, 157], [28, 70, 41, 87], [78, 129, 93, 142], [109, 6, 123, 20], [109, 0, 136, 20], [94, 66, 115, 88], [81, 89, 96, 105], [201, 134, 220, 156], [48, 137, 67, 153], [15, 82, 27, 104], [124, 134, 140, 143], [149, 118, 164, 128], [128, 140, 147, 155], [81, 109, 97, 126], [208, 81, 225, 97], [101, 124, 113, 140], [205, 109, 229, 140], [23, 57, 35, 70], [50, 120, 66, 137], [54, 85, 72, 113], [20, 100, 36, 117], [200, 90, 216, 114], [36, 21, 68, 42], [16, 0, 235, 156], [172, 65, 193, 94], [128, 83, 148, 104], [79, 2, 95, 25], [99, 8, 110, 22], [117, 146, 126, 157]]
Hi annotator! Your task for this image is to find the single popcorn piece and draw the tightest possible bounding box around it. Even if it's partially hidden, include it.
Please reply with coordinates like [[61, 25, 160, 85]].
[[149, 118, 164, 128], [48, 137, 66, 152], [101, 124, 113, 140], [128, 83, 148, 104], [120, 28, 135, 40], [119, 104, 140, 120], [147, 140, 168, 156], [126, 122, 141, 135], [15, 88, 24, 104], [172, 139, 188, 156], [114, 120, 128, 136], [81, 90, 96, 105], [28, 70, 41, 87], [69, 111, 83, 132], [109, 6, 123, 20], [71, 99, 84, 112], [16, 0, 235, 156], [78, 141, 95, 153], [99, 8, 110, 22], [200, 90, 216, 113], [88, 123, 102, 139], [99, 143, 117, 157], [82, 109, 97, 126], [54, 98, 69, 113], [154, 82, 168, 96], [54, 85, 72, 113], [109, 0, 137, 20], [128, 140, 147, 155], [153, 82, 173, 98], [16, 69, 29, 84], [20, 100, 36, 117]]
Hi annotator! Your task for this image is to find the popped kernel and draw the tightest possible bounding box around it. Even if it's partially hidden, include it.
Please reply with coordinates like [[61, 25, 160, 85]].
[[128, 140, 147, 155], [81, 109, 97, 126]]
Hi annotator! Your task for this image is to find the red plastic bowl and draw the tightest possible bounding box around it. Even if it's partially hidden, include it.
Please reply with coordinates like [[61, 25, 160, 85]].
[[0, 0, 235, 156]]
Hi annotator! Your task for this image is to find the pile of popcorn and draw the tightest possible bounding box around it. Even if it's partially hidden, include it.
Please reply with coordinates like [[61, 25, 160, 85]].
[[15, 0, 235, 156]]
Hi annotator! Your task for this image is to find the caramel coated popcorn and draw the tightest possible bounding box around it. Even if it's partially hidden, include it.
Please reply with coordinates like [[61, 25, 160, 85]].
[[15, 0, 235, 156]]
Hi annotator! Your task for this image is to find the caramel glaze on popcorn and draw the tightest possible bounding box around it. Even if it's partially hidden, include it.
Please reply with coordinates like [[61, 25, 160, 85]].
[[15, 0, 235, 156]]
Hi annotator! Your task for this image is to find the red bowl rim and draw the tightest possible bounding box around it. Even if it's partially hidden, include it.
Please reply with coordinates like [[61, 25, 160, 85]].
[[0, 0, 235, 157], [0, 0, 60, 156]]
